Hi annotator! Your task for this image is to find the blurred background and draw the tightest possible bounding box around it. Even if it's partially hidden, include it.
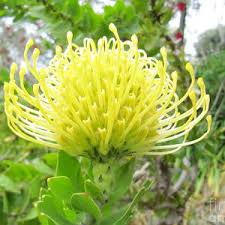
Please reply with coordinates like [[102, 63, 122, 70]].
[[0, 0, 225, 224]]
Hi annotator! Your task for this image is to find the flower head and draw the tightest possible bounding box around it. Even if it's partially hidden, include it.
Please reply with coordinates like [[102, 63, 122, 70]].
[[176, 2, 186, 12], [4, 24, 211, 159], [175, 31, 183, 41]]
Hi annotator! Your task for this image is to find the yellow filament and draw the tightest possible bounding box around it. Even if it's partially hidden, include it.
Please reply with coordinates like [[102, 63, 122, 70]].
[[4, 23, 211, 158]]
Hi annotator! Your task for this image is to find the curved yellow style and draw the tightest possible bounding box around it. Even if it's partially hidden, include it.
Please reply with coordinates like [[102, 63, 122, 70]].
[[4, 23, 211, 159]]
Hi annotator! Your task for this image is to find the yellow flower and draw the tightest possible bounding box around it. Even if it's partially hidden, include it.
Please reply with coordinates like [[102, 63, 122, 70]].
[[4, 24, 211, 159]]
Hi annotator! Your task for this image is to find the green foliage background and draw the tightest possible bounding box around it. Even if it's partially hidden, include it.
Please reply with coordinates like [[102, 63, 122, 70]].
[[0, 0, 224, 224]]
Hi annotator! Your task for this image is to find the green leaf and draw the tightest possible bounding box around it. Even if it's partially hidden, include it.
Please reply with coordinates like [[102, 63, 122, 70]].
[[153, 0, 165, 11], [26, 5, 49, 21], [63, 208, 77, 223], [43, 153, 58, 169], [39, 214, 55, 225], [113, 180, 153, 225], [6, 0, 18, 8], [0, 9, 7, 17], [84, 4, 101, 30], [56, 151, 84, 192], [64, 0, 80, 18], [109, 159, 135, 202], [0, 67, 9, 84], [30, 176, 42, 198], [100, 181, 153, 225], [71, 192, 102, 221], [98, 206, 127, 225], [161, 9, 173, 24], [47, 176, 75, 203], [2, 192, 8, 214], [195, 171, 206, 195], [38, 195, 74, 225], [102, 0, 139, 38], [84, 179, 103, 200], [39, 187, 49, 198], [131, 0, 148, 14], [0, 175, 20, 193], [38, 214, 49, 225], [32, 158, 54, 175], [0, 198, 7, 225], [39, 175, 85, 224], [18, 207, 38, 222], [51, 0, 66, 11], [5, 162, 40, 182]]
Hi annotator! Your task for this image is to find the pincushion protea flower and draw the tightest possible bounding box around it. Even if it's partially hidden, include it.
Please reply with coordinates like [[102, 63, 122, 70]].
[[4, 24, 211, 159]]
